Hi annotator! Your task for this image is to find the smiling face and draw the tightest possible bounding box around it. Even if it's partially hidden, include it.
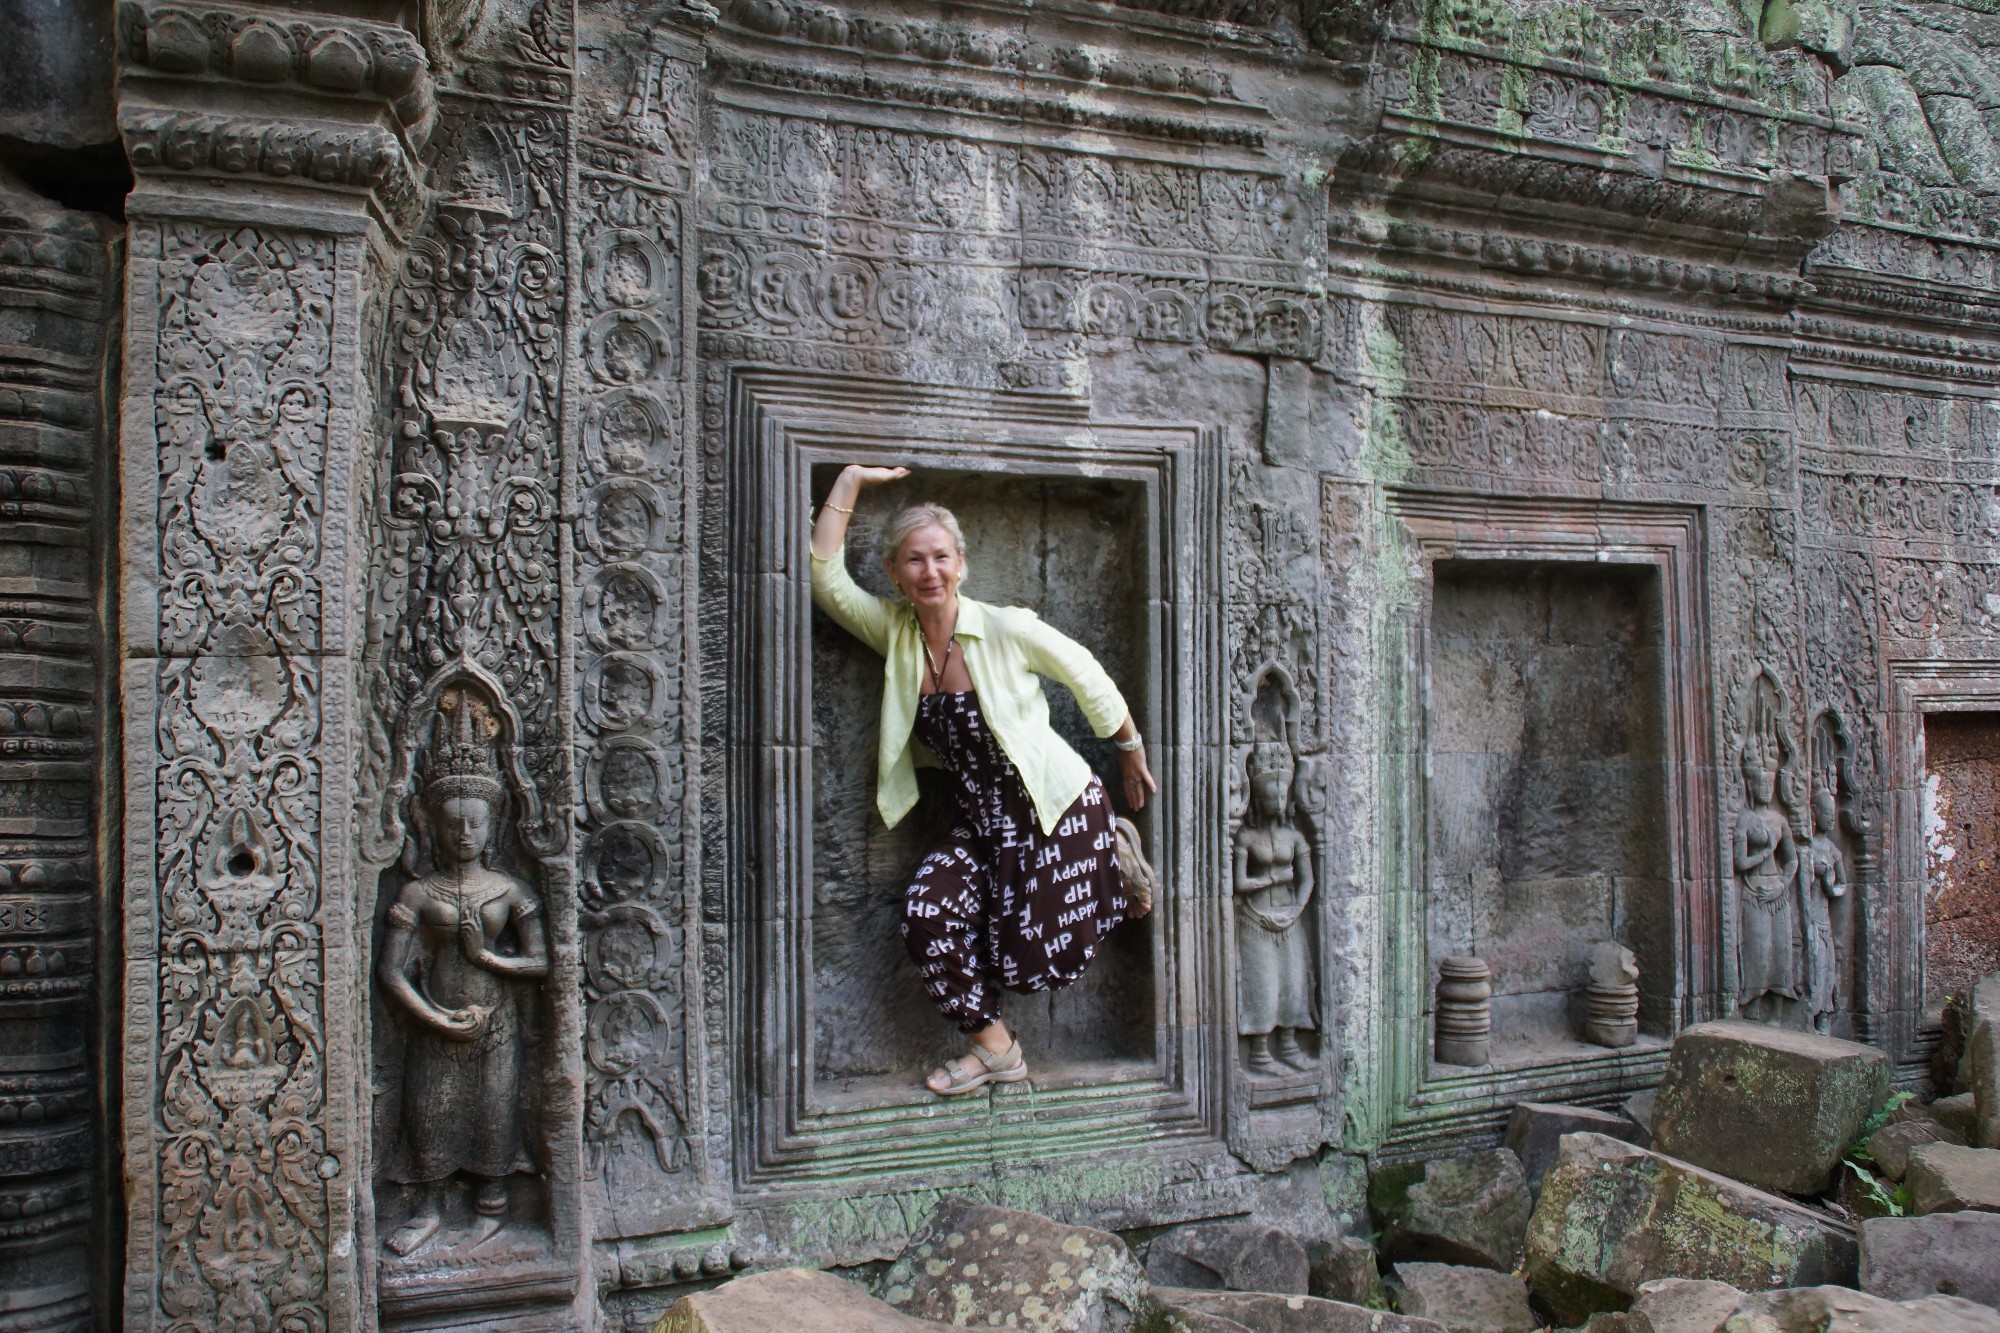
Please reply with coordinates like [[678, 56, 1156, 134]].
[[437, 795, 495, 867], [888, 522, 964, 609]]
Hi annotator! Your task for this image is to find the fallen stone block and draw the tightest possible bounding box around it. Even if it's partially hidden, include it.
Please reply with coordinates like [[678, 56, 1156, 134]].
[[1627, 1277, 1746, 1333], [1972, 972, 2000, 1150], [1522, 1132, 1858, 1325], [1623, 1088, 1658, 1148], [1154, 1287, 1448, 1332], [1309, 1235, 1386, 1307], [1146, 1220, 1309, 1296], [652, 1269, 945, 1333], [1933, 1092, 1980, 1139], [1650, 1020, 1890, 1196], [1905, 1143, 2000, 1215], [1861, 1212, 2000, 1310], [877, 1197, 1148, 1329], [1368, 1148, 1532, 1272], [1504, 1102, 1644, 1196], [1386, 1262, 1534, 1333], [1866, 1117, 1965, 1181], [1727, 1284, 2000, 1332]]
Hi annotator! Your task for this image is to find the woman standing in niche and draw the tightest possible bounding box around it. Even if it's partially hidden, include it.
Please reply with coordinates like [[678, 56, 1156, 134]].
[[378, 688, 549, 1257], [811, 463, 1159, 1096]]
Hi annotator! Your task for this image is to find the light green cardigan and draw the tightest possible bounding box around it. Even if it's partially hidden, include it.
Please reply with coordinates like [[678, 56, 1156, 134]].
[[810, 545, 1130, 835]]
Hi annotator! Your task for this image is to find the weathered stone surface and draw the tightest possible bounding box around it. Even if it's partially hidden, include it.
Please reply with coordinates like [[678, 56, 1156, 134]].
[[1650, 1021, 1890, 1195], [1624, 1090, 1660, 1148], [1934, 1094, 1981, 1140], [1867, 1118, 1965, 1181], [1523, 1133, 1858, 1324], [1971, 973, 2000, 1149], [1155, 1287, 1449, 1333], [1505, 1102, 1645, 1195], [1861, 1212, 2000, 1309], [1146, 1220, 1309, 1295], [653, 1269, 945, 1332], [1369, 1149, 1533, 1272], [1311, 1236, 1387, 1307], [878, 1198, 1148, 1329], [1386, 1263, 1534, 1333], [1906, 1143, 2000, 1215], [1628, 1278, 1747, 1333], [1726, 1285, 2000, 1332]]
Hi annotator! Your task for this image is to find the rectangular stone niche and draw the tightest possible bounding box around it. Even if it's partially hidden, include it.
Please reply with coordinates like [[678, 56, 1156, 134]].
[[1921, 712, 2000, 1016], [810, 468, 1155, 1088], [1426, 560, 1672, 1059]]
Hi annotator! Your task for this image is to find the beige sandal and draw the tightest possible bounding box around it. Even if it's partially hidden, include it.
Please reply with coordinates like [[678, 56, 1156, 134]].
[[1114, 817, 1158, 917], [926, 1038, 1030, 1096]]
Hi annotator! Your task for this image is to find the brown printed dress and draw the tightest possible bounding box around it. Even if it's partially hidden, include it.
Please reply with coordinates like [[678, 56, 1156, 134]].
[[901, 689, 1129, 1033]]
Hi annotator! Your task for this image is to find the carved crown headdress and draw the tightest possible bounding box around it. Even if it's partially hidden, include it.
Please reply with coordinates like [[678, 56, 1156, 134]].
[[425, 687, 505, 804]]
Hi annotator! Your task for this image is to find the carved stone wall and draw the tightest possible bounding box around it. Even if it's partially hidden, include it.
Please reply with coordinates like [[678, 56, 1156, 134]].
[[65, 0, 2000, 1325]]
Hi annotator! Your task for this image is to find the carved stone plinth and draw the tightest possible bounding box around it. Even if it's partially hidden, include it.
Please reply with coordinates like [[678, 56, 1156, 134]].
[[1435, 958, 1492, 1068]]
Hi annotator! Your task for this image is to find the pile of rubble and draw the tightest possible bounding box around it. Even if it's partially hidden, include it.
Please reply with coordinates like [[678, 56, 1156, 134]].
[[654, 976, 2000, 1332]]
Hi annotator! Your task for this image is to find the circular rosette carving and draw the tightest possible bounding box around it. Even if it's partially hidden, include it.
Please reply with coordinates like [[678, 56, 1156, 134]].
[[584, 479, 671, 561], [748, 250, 815, 329], [1080, 283, 1138, 339], [1202, 290, 1255, 349], [584, 388, 671, 478], [587, 229, 676, 311], [585, 736, 673, 823], [581, 820, 672, 907], [1137, 289, 1196, 343], [581, 906, 681, 1000], [582, 651, 673, 734], [583, 563, 669, 653], [587, 311, 672, 386], [816, 259, 875, 329]]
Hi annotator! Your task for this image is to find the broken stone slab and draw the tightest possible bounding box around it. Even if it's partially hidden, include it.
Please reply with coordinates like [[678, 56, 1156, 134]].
[[1650, 1020, 1890, 1196], [1145, 1220, 1309, 1296], [1309, 1235, 1386, 1307], [1726, 1284, 2000, 1332], [1866, 1117, 1965, 1181], [1933, 1092, 1979, 1139], [1522, 1132, 1858, 1325], [1385, 1262, 1534, 1333], [1905, 1142, 2000, 1215], [651, 1269, 947, 1332], [876, 1196, 1149, 1329], [1623, 1088, 1658, 1149], [1368, 1148, 1532, 1272], [1971, 972, 2000, 1149], [1153, 1287, 1449, 1332], [1861, 1212, 2000, 1310], [1627, 1277, 1747, 1333], [1504, 1101, 1644, 1196]]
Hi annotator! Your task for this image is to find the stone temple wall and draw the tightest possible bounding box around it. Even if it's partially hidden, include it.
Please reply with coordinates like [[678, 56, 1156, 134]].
[[0, 0, 1997, 1327]]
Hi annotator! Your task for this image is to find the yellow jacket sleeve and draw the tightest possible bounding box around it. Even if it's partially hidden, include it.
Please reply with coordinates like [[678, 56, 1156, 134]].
[[1017, 610, 1130, 739], [809, 545, 893, 656]]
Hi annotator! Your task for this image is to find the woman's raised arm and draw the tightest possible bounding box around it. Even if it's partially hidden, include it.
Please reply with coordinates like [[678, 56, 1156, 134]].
[[811, 464, 908, 560]]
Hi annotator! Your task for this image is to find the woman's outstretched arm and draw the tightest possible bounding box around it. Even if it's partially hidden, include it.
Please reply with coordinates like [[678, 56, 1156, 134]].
[[811, 464, 907, 559], [809, 464, 909, 655]]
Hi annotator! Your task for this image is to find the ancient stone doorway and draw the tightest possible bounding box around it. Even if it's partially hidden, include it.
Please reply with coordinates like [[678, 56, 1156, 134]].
[[1922, 712, 2000, 1016]]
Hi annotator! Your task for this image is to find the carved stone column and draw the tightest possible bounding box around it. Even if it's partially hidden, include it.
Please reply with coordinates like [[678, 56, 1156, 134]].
[[114, 5, 429, 1328], [0, 172, 116, 1333]]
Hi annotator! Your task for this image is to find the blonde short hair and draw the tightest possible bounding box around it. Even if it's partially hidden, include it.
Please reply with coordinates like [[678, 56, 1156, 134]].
[[881, 503, 967, 567]]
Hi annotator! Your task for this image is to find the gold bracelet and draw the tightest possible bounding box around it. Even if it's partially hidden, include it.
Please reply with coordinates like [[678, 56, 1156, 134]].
[[822, 502, 853, 515]]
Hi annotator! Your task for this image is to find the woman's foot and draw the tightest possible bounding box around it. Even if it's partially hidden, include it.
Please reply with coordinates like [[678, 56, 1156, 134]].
[[1271, 1027, 1313, 1070], [925, 1036, 1030, 1096], [1113, 817, 1157, 919]]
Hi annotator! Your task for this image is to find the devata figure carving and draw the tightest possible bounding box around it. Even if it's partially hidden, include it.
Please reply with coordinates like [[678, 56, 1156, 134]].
[[810, 464, 1159, 1097], [1734, 732, 1801, 1022], [1234, 741, 1317, 1074], [1803, 783, 1849, 1035], [378, 687, 550, 1256]]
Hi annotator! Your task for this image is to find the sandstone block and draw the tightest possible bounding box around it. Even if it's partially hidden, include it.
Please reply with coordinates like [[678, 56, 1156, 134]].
[[1972, 972, 2000, 1149], [877, 1197, 1148, 1329], [1726, 1284, 2000, 1332], [1504, 1101, 1645, 1195], [1628, 1278, 1746, 1333], [1154, 1287, 1449, 1332], [1310, 1235, 1387, 1307], [1368, 1148, 1532, 1272], [1861, 1212, 2000, 1309], [1623, 1088, 1659, 1148], [652, 1269, 945, 1333], [1933, 1092, 1980, 1139], [1146, 1220, 1309, 1296], [1650, 1020, 1890, 1196], [1866, 1117, 1965, 1181], [1386, 1262, 1534, 1333], [1522, 1133, 1858, 1325], [1905, 1143, 2000, 1215]]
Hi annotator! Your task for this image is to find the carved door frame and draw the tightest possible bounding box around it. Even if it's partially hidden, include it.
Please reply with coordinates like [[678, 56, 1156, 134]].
[[715, 370, 1228, 1195], [1374, 492, 1716, 1156]]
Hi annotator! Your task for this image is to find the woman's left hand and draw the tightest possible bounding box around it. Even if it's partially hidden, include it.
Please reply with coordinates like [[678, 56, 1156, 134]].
[[1118, 746, 1156, 810]]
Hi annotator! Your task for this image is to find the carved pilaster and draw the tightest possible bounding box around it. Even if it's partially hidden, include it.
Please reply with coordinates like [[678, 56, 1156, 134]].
[[115, 5, 429, 1328], [0, 173, 116, 1333]]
